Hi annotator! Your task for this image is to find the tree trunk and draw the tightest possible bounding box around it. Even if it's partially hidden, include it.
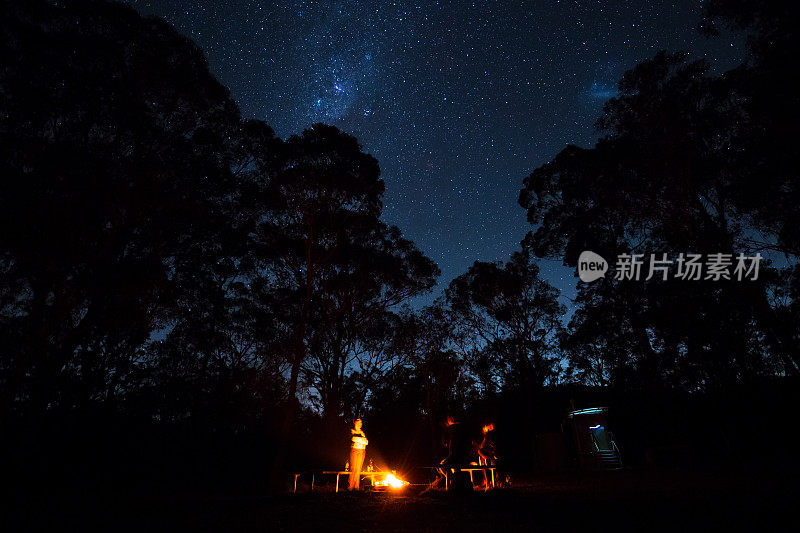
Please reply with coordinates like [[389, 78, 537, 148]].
[[270, 223, 315, 488]]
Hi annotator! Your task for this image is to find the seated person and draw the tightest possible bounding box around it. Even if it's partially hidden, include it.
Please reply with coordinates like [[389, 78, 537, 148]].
[[440, 415, 473, 492], [476, 422, 497, 489], [478, 422, 496, 465]]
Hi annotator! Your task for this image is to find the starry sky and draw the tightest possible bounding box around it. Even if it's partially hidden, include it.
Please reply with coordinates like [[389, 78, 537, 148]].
[[123, 0, 744, 307]]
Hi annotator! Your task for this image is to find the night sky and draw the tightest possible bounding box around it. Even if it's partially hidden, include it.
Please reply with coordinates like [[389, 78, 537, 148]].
[[122, 0, 744, 307]]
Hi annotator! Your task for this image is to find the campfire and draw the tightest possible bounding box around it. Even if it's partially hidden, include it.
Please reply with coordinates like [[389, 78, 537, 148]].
[[372, 472, 408, 490]]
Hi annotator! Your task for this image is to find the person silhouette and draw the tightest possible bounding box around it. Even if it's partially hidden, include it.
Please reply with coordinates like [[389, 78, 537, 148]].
[[441, 415, 472, 492], [348, 418, 369, 490]]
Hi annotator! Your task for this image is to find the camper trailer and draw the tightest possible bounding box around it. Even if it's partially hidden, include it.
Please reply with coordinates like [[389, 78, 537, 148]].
[[564, 407, 623, 470]]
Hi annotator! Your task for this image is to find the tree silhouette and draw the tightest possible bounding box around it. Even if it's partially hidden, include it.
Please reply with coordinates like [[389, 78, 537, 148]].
[[249, 124, 439, 479], [1, 4, 445, 488], [447, 247, 565, 393], [519, 47, 795, 386], [699, 3, 799, 257], [387, 304, 469, 457], [0, 0, 243, 417]]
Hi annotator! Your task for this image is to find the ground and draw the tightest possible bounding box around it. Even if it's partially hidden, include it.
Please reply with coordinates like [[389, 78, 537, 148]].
[[10, 468, 796, 531]]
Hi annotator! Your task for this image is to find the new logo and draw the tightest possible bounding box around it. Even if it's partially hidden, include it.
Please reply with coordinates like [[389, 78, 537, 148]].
[[578, 251, 608, 282]]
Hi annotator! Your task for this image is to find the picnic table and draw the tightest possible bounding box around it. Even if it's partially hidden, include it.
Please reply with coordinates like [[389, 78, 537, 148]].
[[293, 470, 400, 493], [424, 464, 497, 490]]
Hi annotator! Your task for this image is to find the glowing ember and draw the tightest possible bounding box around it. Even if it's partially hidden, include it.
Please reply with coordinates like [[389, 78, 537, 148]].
[[374, 473, 407, 489]]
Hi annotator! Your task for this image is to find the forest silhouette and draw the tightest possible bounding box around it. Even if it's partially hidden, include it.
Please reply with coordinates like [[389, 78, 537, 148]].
[[1, 1, 798, 527]]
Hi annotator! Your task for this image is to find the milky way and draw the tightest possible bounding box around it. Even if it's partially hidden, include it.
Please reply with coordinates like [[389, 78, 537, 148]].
[[123, 0, 744, 307]]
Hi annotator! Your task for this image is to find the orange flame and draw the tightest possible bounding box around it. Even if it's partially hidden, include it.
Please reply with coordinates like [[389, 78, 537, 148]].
[[374, 472, 407, 489]]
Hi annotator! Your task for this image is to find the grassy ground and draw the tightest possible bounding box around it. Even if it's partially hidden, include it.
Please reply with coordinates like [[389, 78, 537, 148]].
[[10, 468, 796, 531]]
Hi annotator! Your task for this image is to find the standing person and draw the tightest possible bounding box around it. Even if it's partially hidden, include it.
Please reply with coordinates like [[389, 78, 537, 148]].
[[348, 418, 369, 490]]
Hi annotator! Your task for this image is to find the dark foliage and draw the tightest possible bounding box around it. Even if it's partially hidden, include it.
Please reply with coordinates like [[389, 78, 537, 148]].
[[0, 1, 798, 516]]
